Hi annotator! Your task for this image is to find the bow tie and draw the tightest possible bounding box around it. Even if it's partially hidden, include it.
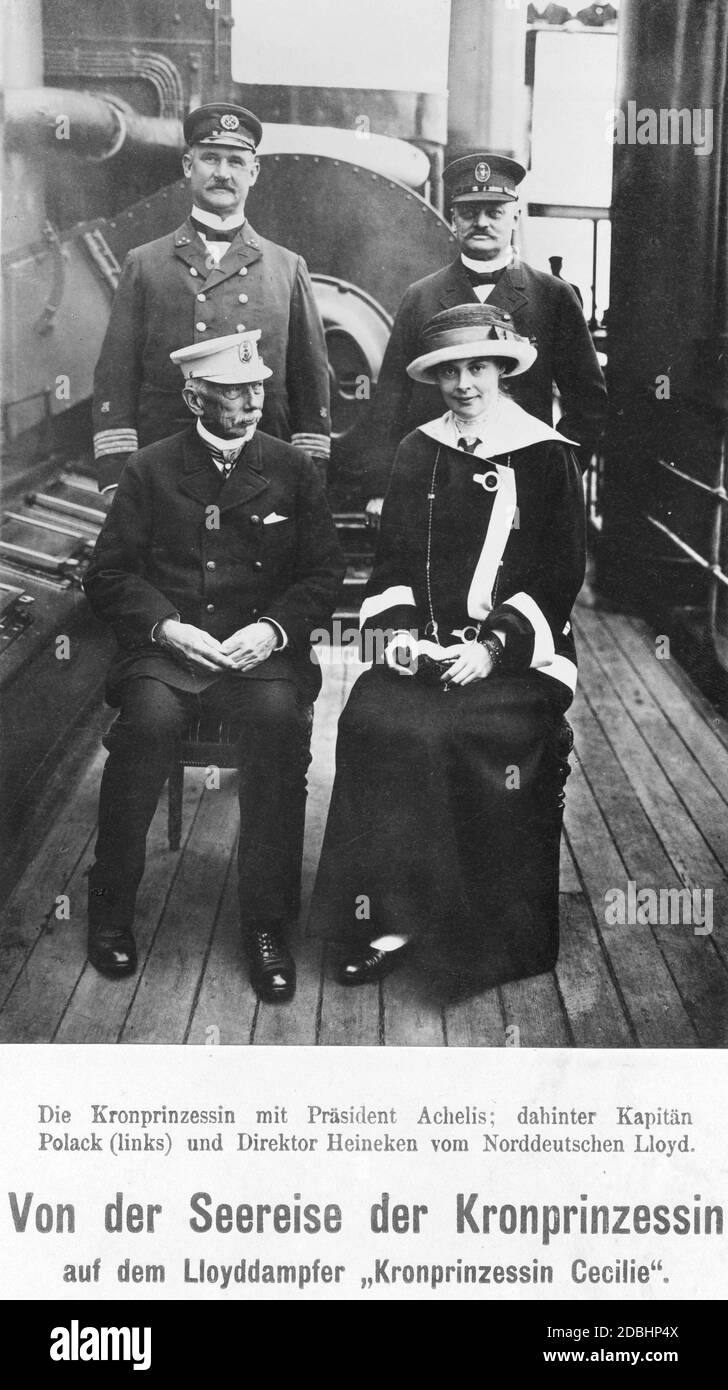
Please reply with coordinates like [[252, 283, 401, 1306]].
[[463, 266, 503, 286], [457, 436, 482, 454], [191, 217, 241, 243]]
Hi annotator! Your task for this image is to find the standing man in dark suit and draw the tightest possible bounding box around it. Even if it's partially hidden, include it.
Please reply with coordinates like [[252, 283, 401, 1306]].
[[549, 255, 584, 308], [92, 103, 331, 494], [83, 331, 344, 1002], [361, 153, 607, 523]]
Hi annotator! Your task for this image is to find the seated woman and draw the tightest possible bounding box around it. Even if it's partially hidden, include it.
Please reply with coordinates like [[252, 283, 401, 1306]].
[[309, 303, 586, 993]]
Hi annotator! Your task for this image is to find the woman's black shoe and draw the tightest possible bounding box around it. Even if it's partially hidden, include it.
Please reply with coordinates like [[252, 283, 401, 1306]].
[[337, 944, 409, 986], [248, 927, 296, 1002]]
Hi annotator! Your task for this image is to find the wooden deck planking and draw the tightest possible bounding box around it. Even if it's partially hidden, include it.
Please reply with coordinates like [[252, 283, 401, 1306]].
[[500, 973, 571, 1048], [119, 779, 237, 1044], [568, 687, 728, 1046], [576, 609, 728, 873], [603, 614, 728, 799], [318, 947, 382, 1046], [186, 863, 258, 1047], [574, 614, 728, 974], [554, 894, 635, 1048], [0, 831, 97, 1043], [2, 611, 727, 1048], [562, 744, 698, 1047], [444, 988, 505, 1049], [56, 772, 206, 1044], [310, 659, 381, 1048], [559, 837, 582, 894], [0, 749, 104, 1011], [254, 659, 351, 1046], [381, 969, 446, 1046]]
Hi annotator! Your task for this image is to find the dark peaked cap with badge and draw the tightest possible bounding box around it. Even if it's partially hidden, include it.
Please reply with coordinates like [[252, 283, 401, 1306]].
[[357, 149, 606, 495], [444, 153, 526, 205], [183, 102, 263, 151], [92, 99, 331, 491]]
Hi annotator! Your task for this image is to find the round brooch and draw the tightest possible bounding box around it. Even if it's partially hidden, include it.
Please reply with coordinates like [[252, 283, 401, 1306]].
[[473, 470, 500, 492]]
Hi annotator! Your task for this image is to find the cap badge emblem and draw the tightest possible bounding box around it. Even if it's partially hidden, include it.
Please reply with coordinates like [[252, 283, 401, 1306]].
[[221, 114, 240, 131], [239, 340, 254, 363], [475, 161, 491, 184]]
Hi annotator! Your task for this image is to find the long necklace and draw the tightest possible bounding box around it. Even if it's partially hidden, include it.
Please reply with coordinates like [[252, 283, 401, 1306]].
[[424, 445, 511, 642]]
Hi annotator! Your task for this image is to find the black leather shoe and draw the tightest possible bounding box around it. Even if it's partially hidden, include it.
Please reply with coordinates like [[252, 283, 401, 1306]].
[[248, 927, 296, 1002], [337, 944, 409, 987], [87, 888, 137, 978]]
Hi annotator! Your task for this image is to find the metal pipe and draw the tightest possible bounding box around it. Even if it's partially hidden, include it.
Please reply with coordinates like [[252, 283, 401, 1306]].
[[4, 88, 183, 162], [27, 493, 107, 523], [655, 456, 728, 503], [0, 540, 79, 572], [706, 425, 728, 634], [646, 515, 728, 590]]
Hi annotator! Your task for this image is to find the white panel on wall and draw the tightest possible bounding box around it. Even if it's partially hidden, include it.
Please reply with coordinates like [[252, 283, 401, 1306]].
[[231, 0, 451, 92]]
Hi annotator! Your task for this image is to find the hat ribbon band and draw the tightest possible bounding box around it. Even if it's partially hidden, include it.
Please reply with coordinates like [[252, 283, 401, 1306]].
[[421, 326, 520, 352]]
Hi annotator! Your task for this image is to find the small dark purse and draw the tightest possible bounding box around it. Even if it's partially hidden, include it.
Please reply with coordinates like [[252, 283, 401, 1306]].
[[414, 652, 456, 685]]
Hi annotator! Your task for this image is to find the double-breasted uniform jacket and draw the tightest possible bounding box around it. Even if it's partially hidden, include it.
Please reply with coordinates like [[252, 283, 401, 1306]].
[[360, 256, 607, 496], [359, 402, 587, 699], [92, 218, 331, 491], [83, 426, 345, 704]]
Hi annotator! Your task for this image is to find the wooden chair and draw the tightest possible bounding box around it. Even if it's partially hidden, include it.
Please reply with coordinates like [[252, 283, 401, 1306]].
[[167, 708, 313, 850]]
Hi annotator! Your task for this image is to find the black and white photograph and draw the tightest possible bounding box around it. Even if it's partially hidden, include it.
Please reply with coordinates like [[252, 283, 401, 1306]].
[[1, 0, 727, 1328]]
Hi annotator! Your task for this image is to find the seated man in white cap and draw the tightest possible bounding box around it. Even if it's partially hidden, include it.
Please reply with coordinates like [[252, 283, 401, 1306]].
[[83, 331, 344, 1003]]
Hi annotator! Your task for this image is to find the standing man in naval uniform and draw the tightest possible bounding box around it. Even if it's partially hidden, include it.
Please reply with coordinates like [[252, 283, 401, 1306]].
[[92, 103, 330, 493], [360, 153, 607, 523]]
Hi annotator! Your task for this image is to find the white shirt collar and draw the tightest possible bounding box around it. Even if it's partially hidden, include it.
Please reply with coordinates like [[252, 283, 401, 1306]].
[[196, 418, 256, 457], [418, 397, 576, 456], [460, 249, 514, 275], [190, 203, 246, 233]]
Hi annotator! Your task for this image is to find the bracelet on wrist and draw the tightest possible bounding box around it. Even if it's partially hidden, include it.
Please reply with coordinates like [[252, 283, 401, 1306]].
[[479, 633, 504, 666]]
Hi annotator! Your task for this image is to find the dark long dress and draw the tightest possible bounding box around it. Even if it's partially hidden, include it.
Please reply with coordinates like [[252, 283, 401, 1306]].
[[309, 404, 586, 988]]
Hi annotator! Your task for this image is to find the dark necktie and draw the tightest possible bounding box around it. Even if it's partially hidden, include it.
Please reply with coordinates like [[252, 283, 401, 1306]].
[[190, 217, 241, 243], [208, 446, 243, 477], [457, 437, 482, 454], [463, 265, 503, 286]]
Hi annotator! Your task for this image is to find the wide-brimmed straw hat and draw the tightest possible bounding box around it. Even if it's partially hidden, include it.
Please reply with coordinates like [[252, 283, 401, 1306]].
[[406, 304, 537, 383]]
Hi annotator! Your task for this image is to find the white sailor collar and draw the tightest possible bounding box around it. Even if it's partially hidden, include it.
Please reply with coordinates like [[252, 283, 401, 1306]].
[[417, 397, 576, 458]]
